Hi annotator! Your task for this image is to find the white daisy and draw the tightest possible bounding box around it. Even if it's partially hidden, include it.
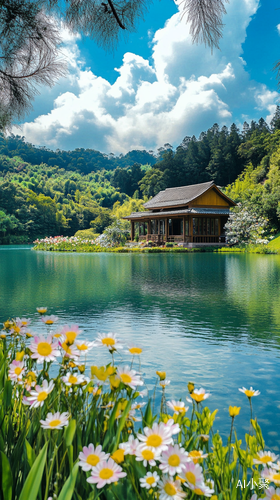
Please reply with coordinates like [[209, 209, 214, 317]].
[[140, 471, 160, 489], [40, 412, 69, 430], [61, 372, 86, 386], [167, 400, 188, 415], [78, 444, 109, 471], [15, 317, 31, 327], [190, 388, 211, 403], [8, 360, 25, 381], [159, 444, 189, 475], [119, 435, 140, 456], [30, 335, 60, 363], [59, 324, 82, 344], [59, 336, 80, 360], [188, 450, 208, 463], [36, 307, 48, 314], [253, 451, 279, 466], [41, 315, 59, 325], [87, 458, 126, 488], [26, 380, 54, 408], [117, 366, 143, 390], [94, 332, 123, 350], [262, 468, 280, 485], [158, 476, 186, 500], [135, 446, 161, 466], [75, 340, 95, 353], [131, 402, 146, 411], [239, 386, 260, 398], [137, 419, 179, 453], [160, 380, 171, 388], [180, 462, 204, 489], [263, 486, 280, 499]]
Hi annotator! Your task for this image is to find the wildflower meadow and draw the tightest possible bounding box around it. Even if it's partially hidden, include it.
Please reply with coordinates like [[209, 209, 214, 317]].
[[0, 310, 279, 500]]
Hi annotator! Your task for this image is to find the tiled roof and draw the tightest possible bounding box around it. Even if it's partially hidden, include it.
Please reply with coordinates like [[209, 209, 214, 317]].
[[123, 207, 231, 220], [143, 181, 215, 209]]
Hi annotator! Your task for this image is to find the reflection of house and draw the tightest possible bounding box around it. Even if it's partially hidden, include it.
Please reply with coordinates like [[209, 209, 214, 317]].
[[124, 181, 236, 246]]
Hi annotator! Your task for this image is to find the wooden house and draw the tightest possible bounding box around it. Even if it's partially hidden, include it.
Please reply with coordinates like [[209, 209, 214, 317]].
[[124, 181, 236, 246]]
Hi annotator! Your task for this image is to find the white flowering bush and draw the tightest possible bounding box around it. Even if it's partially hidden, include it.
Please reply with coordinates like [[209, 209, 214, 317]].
[[0, 310, 278, 499], [225, 204, 269, 245]]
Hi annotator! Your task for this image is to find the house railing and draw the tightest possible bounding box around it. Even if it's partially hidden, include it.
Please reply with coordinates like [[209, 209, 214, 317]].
[[138, 235, 223, 244]]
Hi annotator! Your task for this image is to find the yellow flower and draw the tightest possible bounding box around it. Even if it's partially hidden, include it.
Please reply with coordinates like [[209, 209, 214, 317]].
[[188, 382, 195, 393], [36, 307, 47, 314], [156, 371, 166, 381], [15, 351, 25, 361], [128, 347, 142, 355], [26, 332, 33, 338], [68, 361, 76, 368], [109, 374, 121, 390], [87, 387, 94, 393], [91, 365, 114, 382], [229, 406, 241, 417], [111, 449, 125, 464], [0, 333, 6, 339], [3, 320, 14, 329], [78, 364, 85, 373]]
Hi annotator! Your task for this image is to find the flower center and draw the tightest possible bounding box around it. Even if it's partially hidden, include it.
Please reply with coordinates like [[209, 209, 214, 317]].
[[189, 451, 201, 458], [66, 331, 77, 343], [146, 434, 163, 448], [185, 471, 196, 485], [168, 454, 180, 467], [146, 476, 155, 485], [37, 391, 48, 402], [61, 341, 71, 353], [129, 347, 142, 354], [53, 333, 61, 338], [164, 483, 177, 496], [244, 390, 254, 397], [14, 367, 22, 375], [120, 373, 132, 384], [142, 450, 154, 460], [194, 488, 204, 495], [49, 419, 61, 427], [77, 344, 88, 351], [272, 495, 280, 500], [45, 320, 54, 325], [22, 321, 28, 326], [86, 454, 100, 466], [37, 342, 52, 356], [99, 468, 114, 480], [258, 455, 272, 463], [273, 474, 280, 482], [191, 393, 204, 402], [69, 375, 78, 384], [102, 338, 115, 346], [174, 405, 184, 412]]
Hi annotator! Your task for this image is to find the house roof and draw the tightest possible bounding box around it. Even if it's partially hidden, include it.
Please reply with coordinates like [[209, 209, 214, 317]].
[[143, 181, 235, 209], [124, 207, 231, 220]]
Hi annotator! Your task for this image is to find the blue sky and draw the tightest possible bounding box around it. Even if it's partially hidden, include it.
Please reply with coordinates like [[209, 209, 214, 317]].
[[17, 0, 280, 154]]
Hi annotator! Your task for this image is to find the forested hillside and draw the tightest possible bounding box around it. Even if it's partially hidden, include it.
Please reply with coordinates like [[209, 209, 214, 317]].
[[1, 108, 280, 243]]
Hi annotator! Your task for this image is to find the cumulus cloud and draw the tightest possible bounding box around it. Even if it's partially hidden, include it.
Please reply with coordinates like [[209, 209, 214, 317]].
[[17, 0, 280, 153]]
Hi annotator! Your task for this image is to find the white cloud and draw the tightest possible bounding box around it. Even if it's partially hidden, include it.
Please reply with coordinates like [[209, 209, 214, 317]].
[[17, 0, 280, 153]]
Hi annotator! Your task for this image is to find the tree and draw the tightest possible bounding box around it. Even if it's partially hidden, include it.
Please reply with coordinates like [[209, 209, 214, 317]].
[[0, 0, 228, 129], [224, 204, 269, 245]]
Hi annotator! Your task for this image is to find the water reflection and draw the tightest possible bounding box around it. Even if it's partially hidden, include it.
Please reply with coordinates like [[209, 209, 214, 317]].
[[1, 247, 280, 449]]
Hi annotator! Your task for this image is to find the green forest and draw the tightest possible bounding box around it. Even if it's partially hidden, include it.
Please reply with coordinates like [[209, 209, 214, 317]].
[[1, 108, 280, 244]]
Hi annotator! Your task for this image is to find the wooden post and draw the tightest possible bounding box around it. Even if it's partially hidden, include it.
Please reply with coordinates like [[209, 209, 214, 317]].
[[148, 220, 151, 238], [165, 218, 168, 243], [183, 216, 185, 242], [190, 217, 193, 243], [131, 221, 134, 242]]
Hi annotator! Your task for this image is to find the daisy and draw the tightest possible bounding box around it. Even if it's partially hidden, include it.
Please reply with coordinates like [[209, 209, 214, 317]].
[[131, 402, 146, 411], [117, 366, 143, 390], [253, 451, 279, 466], [30, 335, 60, 363], [188, 482, 215, 497], [59, 336, 80, 360], [160, 379, 171, 388], [135, 446, 161, 466], [8, 360, 25, 381], [198, 434, 210, 442], [41, 315, 59, 325], [111, 449, 125, 464], [94, 332, 123, 350], [87, 458, 126, 488], [75, 340, 95, 352], [271, 462, 280, 471], [263, 486, 280, 499], [24, 371, 37, 391], [158, 476, 186, 500], [180, 462, 204, 489], [239, 387, 260, 398], [188, 450, 208, 464], [159, 444, 189, 475], [190, 388, 211, 403], [36, 307, 48, 314], [40, 412, 69, 430], [137, 420, 179, 453], [167, 400, 188, 415], [15, 317, 31, 327], [61, 372, 86, 386], [59, 324, 82, 344], [78, 444, 109, 471], [26, 380, 54, 408], [126, 346, 143, 355], [119, 435, 140, 455], [262, 468, 280, 485], [140, 471, 160, 489], [137, 389, 148, 398]]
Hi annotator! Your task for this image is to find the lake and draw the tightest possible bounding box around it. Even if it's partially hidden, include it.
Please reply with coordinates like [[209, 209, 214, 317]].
[[1, 246, 280, 449]]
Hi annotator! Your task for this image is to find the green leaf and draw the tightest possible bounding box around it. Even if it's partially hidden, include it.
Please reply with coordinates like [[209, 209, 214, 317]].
[[0, 451, 13, 500], [143, 400, 153, 427], [57, 462, 79, 500], [64, 419, 76, 447], [18, 441, 48, 500], [25, 440, 35, 469], [111, 400, 132, 453]]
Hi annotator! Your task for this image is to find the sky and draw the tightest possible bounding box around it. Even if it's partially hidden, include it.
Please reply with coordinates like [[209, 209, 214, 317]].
[[15, 0, 280, 155]]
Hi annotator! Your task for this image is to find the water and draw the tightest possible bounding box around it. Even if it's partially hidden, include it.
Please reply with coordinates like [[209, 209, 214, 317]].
[[1, 246, 280, 449]]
